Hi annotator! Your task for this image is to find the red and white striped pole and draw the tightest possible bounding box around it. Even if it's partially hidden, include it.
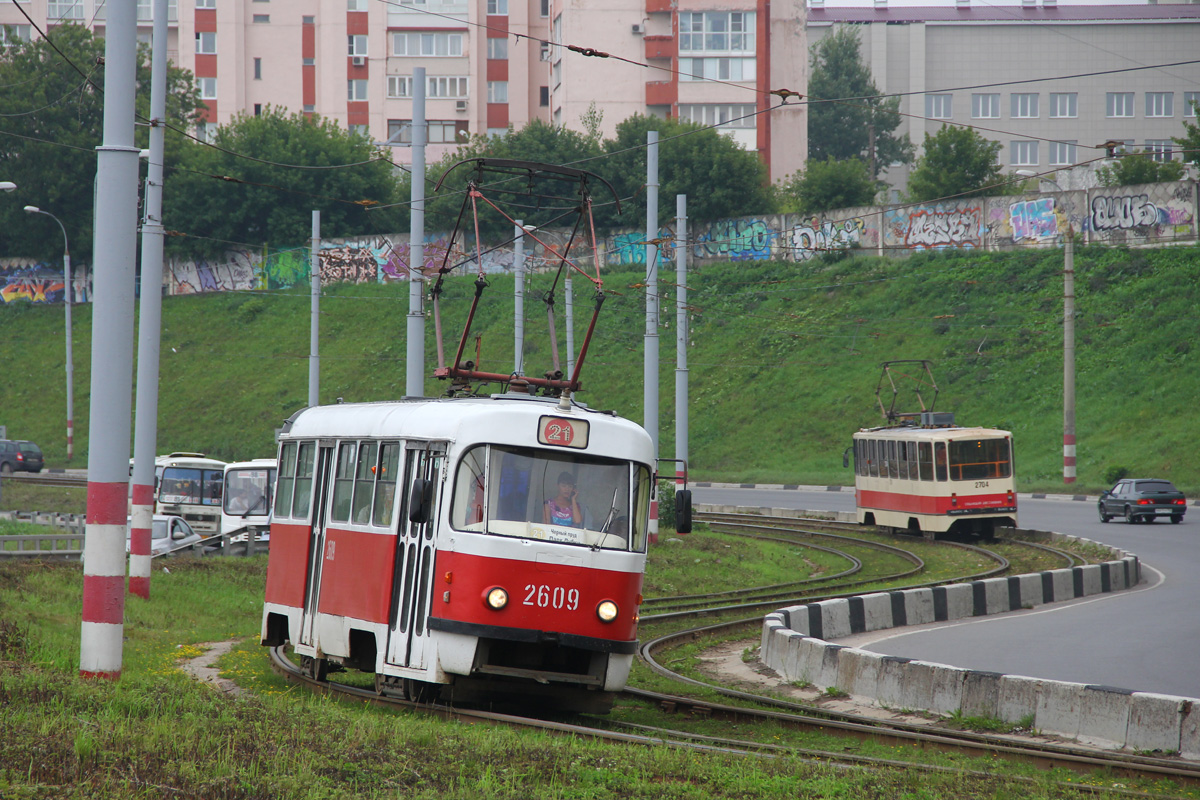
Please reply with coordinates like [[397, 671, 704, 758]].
[[1063, 227, 1075, 484], [80, 0, 139, 680]]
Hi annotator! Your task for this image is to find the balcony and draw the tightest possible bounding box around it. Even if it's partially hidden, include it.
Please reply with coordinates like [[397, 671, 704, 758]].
[[646, 0, 672, 12], [645, 80, 676, 107], [644, 35, 675, 61]]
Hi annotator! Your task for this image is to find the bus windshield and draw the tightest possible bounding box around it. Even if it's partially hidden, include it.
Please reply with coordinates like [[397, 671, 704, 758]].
[[159, 466, 224, 506], [947, 439, 1012, 481], [450, 444, 651, 552], [223, 467, 275, 518]]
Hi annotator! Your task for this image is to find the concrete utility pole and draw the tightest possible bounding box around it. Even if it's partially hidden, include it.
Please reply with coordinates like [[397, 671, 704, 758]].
[[309, 211, 320, 407], [675, 194, 689, 490], [1063, 226, 1076, 484], [129, 0, 170, 600], [80, 0, 139, 681], [644, 130, 659, 539], [514, 220, 525, 375], [406, 66, 427, 397]]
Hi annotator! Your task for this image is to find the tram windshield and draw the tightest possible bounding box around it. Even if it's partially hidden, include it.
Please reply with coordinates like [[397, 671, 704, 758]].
[[947, 438, 1012, 481], [450, 444, 652, 552]]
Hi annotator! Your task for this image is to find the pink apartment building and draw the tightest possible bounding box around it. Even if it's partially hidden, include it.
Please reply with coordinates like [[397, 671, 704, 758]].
[[0, 0, 806, 182]]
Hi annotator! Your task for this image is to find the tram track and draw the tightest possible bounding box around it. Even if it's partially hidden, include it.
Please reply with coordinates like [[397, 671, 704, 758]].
[[2, 472, 87, 489]]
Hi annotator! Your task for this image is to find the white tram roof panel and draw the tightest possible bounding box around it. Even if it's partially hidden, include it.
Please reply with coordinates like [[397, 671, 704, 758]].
[[281, 394, 654, 460], [855, 425, 1012, 440]]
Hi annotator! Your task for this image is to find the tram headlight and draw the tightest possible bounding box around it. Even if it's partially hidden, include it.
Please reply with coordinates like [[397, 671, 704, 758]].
[[484, 586, 509, 610], [596, 600, 619, 623]]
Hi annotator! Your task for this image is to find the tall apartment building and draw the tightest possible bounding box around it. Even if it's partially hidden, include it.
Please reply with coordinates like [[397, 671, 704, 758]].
[[807, 3, 1200, 193], [0, 0, 806, 182]]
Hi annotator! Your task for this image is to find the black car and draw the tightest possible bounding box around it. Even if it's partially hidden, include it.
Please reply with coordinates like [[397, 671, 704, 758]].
[[0, 440, 44, 475], [1099, 478, 1187, 524]]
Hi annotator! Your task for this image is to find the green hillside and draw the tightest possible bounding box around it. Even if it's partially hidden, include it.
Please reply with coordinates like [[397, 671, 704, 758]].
[[3, 244, 1198, 493]]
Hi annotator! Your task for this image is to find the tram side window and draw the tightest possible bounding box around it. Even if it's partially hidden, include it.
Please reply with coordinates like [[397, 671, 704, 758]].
[[292, 442, 317, 519], [888, 441, 900, 479], [632, 465, 652, 553], [352, 441, 377, 524], [918, 442, 933, 481], [906, 441, 918, 481], [897, 441, 909, 480], [373, 442, 401, 527], [867, 440, 878, 478], [331, 442, 357, 522], [452, 446, 487, 528], [275, 442, 297, 517], [934, 442, 948, 482]]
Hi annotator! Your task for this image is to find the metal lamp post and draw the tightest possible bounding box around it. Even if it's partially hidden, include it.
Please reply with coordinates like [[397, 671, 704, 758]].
[[24, 206, 74, 461]]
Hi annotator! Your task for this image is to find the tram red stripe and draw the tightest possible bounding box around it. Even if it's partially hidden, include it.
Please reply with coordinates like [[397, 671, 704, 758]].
[[87, 482, 129, 525], [82, 574, 126, 624], [858, 489, 1015, 515]]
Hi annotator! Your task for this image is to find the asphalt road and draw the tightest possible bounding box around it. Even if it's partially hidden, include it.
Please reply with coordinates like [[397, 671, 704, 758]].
[[692, 485, 1199, 699]]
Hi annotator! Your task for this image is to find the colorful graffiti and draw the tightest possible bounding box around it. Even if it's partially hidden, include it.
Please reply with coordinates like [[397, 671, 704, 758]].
[[792, 218, 866, 261], [319, 245, 377, 285], [901, 206, 982, 249], [1009, 198, 1059, 243], [1091, 194, 1159, 231], [0, 263, 69, 304], [168, 250, 262, 295], [693, 218, 774, 261]]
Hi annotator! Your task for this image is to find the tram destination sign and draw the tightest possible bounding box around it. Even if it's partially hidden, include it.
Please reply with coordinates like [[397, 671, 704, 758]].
[[538, 416, 589, 449]]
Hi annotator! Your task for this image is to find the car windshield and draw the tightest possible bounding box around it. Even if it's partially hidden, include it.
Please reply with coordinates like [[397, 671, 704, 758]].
[[1135, 480, 1177, 493], [450, 444, 651, 552]]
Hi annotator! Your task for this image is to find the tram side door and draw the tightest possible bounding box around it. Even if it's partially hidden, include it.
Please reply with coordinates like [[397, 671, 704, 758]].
[[385, 443, 446, 670], [299, 442, 335, 648]]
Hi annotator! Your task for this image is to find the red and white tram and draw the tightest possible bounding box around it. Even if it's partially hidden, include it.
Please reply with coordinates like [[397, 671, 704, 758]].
[[261, 393, 663, 712], [850, 415, 1017, 538]]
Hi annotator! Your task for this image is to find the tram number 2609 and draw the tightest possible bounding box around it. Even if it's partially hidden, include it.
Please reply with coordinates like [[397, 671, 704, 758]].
[[524, 584, 581, 611]]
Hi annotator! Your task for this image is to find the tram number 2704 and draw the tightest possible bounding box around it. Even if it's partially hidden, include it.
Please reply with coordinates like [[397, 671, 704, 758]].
[[524, 584, 581, 611]]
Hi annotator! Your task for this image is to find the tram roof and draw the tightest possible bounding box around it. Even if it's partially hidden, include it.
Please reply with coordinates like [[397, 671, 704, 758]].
[[280, 394, 653, 459], [855, 425, 1012, 439]]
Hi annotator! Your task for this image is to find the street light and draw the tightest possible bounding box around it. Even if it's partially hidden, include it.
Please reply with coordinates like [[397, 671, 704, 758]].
[[0, 181, 16, 192], [1015, 170, 1075, 485], [24, 205, 75, 462]]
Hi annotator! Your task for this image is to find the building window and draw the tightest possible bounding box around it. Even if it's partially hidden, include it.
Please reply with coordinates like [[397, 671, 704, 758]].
[[678, 104, 756, 129], [253, 103, 262, 116], [1145, 92, 1173, 118], [1185, 92, 1199, 118], [487, 0, 508, 14], [487, 81, 508, 103], [198, 77, 217, 100], [0, 25, 32, 47], [196, 31, 216, 55], [348, 79, 368, 101], [678, 12, 754, 54], [1010, 141, 1038, 166], [487, 38, 507, 60], [971, 93, 999, 119], [253, 58, 262, 79], [1107, 92, 1134, 118], [678, 57, 755, 82], [1048, 141, 1076, 166], [1144, 140, 1173, 162], [1049, 92, 1076, 119], [47, 1, 84, 20], [349, 124, 370, 137], [349, 35, 368, 57], [196, 0, 215, 8], [136, 0, 179, 21], [539, 86, 549, 106], [392, 32, 464, 57], [399, 0, 427, 5], [540, 0, 550, 16], [195, 121, 211, 143], [1010, 93, 1038, 119], [388, 119, 469, 144], [387, 75, 412, 98], [428, 76, 469, 98], [252, 14, 269, 22], [925, 94, 952, 120], [303, 57, 315, 66], [303, 104, 315, 113], [303, 15, 315, 24], [349, 0, 367, 9]]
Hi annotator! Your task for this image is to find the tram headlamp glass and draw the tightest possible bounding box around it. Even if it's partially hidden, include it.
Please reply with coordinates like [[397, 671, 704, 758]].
[[596, 600, 619, 623], [485, 587, 508, 610]]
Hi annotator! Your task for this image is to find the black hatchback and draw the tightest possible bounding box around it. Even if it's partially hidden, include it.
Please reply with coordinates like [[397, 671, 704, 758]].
[[1099, 478, 1187, 524], [0, 440, 44, 474]]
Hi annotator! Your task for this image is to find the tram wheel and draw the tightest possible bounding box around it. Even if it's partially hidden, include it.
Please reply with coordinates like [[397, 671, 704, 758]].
[[302, 656, 329, 681]]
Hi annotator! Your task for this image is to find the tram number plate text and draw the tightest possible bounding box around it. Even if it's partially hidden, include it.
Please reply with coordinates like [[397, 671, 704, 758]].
[[538, 416, 590, 449], [523, 584, 581, 611], [974, 481, 990, 488]]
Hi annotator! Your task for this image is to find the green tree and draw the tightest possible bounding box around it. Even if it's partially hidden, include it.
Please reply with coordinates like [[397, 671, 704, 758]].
[[1177, 99, 1200, 165], [0, 24, 202, 263], [779, 157, 880, 216], [807, 27, 913, 175], [163, 107, 404, 257], [1096, 150, 1185, 186], [906, 125, 1005, 202], [598, 113, 774, 229]]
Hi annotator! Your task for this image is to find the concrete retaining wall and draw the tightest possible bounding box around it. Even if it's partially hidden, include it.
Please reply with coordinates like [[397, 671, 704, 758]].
[[758, 525, 1199, 757]]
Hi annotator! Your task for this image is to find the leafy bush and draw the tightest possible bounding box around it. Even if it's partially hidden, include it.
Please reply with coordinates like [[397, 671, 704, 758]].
[[1103, 465, 1130, 485]]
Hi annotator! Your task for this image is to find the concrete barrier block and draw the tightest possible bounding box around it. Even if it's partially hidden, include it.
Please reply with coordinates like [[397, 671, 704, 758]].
[[892, 660, 938, 712], [961, 671, 1003, 719], [1035, 681, 1088, 739], [977, 577, 1012, 615], [1103, 560, 1126, 592], [776, 630, 805, 682], [761, 615, 785, 660], [816, 643, 844, 690], [903, 588, 935, 625], [1181, 700, 1200, 761], [859, 592, 894, 632], [875, 656, 914, 709], [1014, 574, 1042, 609], [942, 583, 974, 621], [796, 637, 829, 686], [837, 648, 883, 699], [778, 604, 809, 635], [1076, 686, 1132, 748], [1073, 564, 1103, 597], [998, 674, 1043, 725], [1046, 568, 1074, 602], [819, 598, 852, 640], [1126, 693, 1185, 754], [928, 662, 967, 715]]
